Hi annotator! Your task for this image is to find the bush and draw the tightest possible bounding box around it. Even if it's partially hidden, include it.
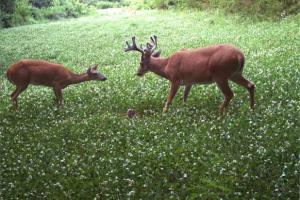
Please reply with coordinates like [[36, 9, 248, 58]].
[[31, 7, 44, 20], [0, 0, 16, 27], [11, 0, 34, 26], [0, 0, 16, 14], [150, 0, 180, 9], [29, 0, 52, 8], [0, 0, 95, 27], [0, 0, 35, 27], [37, 2, 90, 20], [83, 0, 121, 4], [94, 1, 119, 9], [84, 0, 121, 9], [73, 1, 90, 15], [0, 9, 3, 28], [38, 5, 66, 20]]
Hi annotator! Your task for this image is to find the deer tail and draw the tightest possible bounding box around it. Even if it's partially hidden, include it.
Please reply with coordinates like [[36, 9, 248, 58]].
[[6, 66, 14, 84]]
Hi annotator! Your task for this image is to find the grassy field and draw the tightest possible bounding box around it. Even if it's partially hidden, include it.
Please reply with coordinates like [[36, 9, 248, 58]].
[[0, 8, 299, 199]]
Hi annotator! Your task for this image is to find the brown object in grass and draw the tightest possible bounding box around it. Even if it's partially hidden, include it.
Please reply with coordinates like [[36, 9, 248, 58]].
[[127, 109, 136, 118]]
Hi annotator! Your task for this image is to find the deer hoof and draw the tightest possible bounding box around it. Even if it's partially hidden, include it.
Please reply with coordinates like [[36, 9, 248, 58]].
[[218, 106, 225, 113], [163, 107, 168, 113], [10, 106, 17, 111]]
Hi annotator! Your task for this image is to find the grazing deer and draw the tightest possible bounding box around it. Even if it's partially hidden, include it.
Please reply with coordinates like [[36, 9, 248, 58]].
[[125, 36, 255, 112], [6, 59, 107, 109]]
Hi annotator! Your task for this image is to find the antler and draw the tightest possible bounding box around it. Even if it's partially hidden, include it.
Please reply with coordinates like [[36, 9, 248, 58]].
[[141, 35, 158, 54], [149, 35, 158, 53], [124, 36, 144, 55], [150, 35, 157, 47], [125, 35, 159, 56]]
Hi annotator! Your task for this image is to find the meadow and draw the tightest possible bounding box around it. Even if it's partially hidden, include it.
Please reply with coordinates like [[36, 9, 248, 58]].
[[0, 8, 299, 199]]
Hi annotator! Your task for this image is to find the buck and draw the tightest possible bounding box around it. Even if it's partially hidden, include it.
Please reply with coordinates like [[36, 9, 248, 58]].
[[6, 59, 107, 109], [125, 35, 255, 112]]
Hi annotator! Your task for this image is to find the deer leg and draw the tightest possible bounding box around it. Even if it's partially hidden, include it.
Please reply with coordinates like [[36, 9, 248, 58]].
[[11, 84, 28, 110], [230, 75, 255, 109], [215, 80, 234, 112], [182, 85, 192, 103], [53, 84, 63, 106], [163, 82, 180, 112]]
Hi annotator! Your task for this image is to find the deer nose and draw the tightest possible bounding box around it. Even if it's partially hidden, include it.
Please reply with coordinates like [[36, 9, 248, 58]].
[[102, 77, 107, 81]]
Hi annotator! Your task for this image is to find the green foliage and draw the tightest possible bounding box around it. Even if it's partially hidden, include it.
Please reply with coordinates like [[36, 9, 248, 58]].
[[93, 1, 119, 9], [83, 0, 121, 4], [0, 0, 16, 27], [0, 9, 299, 199], [63, 0, 90, 17], [38, 5, 67, 19], [0, 0, 16, 13], [122, 0, 145, 9], [0, 0, 94, 28], [130, 0, 300, 19], [29, 0, 52, 8], [133, 0, 178, 9], [41, 0, 91, 18], [11, 0, 34, 26], [0, 9, 5, 28]]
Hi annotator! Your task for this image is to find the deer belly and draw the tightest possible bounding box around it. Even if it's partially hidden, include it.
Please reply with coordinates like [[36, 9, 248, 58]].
[[181, 77, 213, 85], [30, 76, 55, 87]]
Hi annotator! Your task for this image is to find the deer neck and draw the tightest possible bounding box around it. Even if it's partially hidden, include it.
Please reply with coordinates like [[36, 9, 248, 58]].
[[67, 72, 92, 85], [148, 57, 169, 79]]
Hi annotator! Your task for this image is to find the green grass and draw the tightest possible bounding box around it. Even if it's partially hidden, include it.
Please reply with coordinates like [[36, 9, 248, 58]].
[[0, 8, 299, 199]]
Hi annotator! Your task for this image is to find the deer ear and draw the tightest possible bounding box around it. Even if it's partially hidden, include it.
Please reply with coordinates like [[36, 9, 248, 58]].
[[91, 64, 98, 70], [89, 64, 98, 73], [87, 65, 98, 76], [152, 50, 161, 58]]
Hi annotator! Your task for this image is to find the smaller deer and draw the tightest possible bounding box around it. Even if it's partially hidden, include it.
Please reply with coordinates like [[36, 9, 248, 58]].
[[125, 36, 255, 112], [6, 59, 107, 109]]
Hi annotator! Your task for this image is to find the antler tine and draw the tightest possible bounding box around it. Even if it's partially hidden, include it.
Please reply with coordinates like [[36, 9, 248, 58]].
[[124, 36, 144, 54], [148, 35, 158, 53], [131, 36, 138, 48], [150, 35, 157, 45], [147, 43, 153, 50]]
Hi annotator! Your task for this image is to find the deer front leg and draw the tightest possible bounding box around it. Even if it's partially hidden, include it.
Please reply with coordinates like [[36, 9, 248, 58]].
[[163, 82, 180, 113], [183, 85, 192, 103], [53, 84, 63, 106]]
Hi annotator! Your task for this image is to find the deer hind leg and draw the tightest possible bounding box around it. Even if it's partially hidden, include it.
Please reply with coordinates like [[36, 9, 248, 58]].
[[215, 80, 234, 112], [53, 84, 63, 106], [163, 82, 180, 113], [11, 84, 28, 110], [230, 75, 255, 109], [182, 85, 192, 103]]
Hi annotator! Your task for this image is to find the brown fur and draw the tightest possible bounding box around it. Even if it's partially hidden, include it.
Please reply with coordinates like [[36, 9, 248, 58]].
[[7, 59, 107, 109], [148, 45, 244, 84], [126, 36, 255, 112]]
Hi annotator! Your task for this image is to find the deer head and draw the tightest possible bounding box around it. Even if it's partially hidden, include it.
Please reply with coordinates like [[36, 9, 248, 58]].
[[87, 64, 107, 81], [125, 35, 161, 76]]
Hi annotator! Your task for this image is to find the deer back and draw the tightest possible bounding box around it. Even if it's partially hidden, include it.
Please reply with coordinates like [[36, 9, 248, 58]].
[[7, 59, 71, 87], [165, 44, 244, 83]]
